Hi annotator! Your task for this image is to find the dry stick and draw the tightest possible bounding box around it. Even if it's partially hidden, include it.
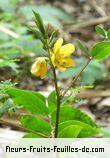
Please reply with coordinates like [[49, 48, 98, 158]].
[[91, 0, 107, 17], [62, 58, 92, 98], [0, 119, 48, 138], [66, 16, 110, 32], [77, 90, 110, 99], [0, 25, 20, 39]]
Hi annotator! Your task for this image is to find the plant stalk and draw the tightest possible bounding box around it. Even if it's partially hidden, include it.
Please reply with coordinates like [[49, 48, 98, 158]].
[[52, 68, 61, 138], [62, 57, 92, 98], [46, 46, 61, 138]]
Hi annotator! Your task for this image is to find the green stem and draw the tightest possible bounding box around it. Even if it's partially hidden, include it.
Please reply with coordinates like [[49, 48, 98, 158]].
[[52, 68, 61, 138], [46, 46, 61, 138], [62, 57, 92, 98]]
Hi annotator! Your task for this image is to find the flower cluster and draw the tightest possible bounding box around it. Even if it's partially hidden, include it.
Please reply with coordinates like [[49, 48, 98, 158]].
[[31, 38, 75, 79]]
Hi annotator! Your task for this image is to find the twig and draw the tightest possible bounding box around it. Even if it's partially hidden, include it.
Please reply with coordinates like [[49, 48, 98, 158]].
[[77, 90, 110, 99], [91, 0, 107, 17], [0, 25, 20, 39], [62, 58, 92, 98], [0, 119, 48, 138], [66, 16, 110, 32]]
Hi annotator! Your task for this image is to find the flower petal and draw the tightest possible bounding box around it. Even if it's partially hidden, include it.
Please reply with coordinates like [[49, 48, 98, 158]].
[[53, 38, 63, 54], [56, 65, 66, 71], [31, 57, 47, 79], [59, 44, 75, 57], [51, 54, 55, 67], [39, 61, 47, 79], [31, 61, 39, 75], [62, 58, 75, 67]]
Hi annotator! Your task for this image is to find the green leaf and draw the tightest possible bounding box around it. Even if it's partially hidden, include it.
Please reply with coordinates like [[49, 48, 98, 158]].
[[70, 85, 93, 95], [95, 25, 107, 37], [49, 38, 57, 48], [49, 30, 58, 44], [23, 133, 43, 138], [76, 40, 88, 56], [58, 125, 83, 138], [33, 10, 46, 37], [0, 99, 14, 117], [0, 35, 46, 57], [65, 85, 93, 104], [0, 59, 18, 68], [27, 25, 45, 43], [20, 115, 52, 136], [58, 120, 99, 138], [47, 91, 57, 113], [51, 105, 97, 128], [0, 80, 15, 91], [6, 88, 49, 116], [14, 35, 46, 55], [107, 29, 110, 39], [91, 41, 110, 60]]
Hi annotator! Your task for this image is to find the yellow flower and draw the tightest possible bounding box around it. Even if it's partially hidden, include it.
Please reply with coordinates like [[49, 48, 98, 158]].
[[31, 57, 47, 79], [51, 38, 75, 70]]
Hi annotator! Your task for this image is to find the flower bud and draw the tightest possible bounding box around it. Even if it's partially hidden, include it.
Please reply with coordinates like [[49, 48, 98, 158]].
[[31, 57, 47, 79]]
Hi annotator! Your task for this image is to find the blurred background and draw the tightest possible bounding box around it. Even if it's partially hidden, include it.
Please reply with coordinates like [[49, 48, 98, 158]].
[[0, 0, 110, 137]]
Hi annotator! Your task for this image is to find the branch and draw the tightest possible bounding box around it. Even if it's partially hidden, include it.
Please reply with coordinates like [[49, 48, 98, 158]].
[[0, 25, 20, 39], [0, 119, 48, 138], [62, 58, 92, 98], [66, 16, 110, 32], [77, 90, 110, 99], [91, 0, 107, 17]]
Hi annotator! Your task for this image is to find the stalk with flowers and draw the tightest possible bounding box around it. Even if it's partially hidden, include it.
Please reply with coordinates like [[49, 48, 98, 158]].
[[31, 34, 76, 137], [0, 12, 110, 138]]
